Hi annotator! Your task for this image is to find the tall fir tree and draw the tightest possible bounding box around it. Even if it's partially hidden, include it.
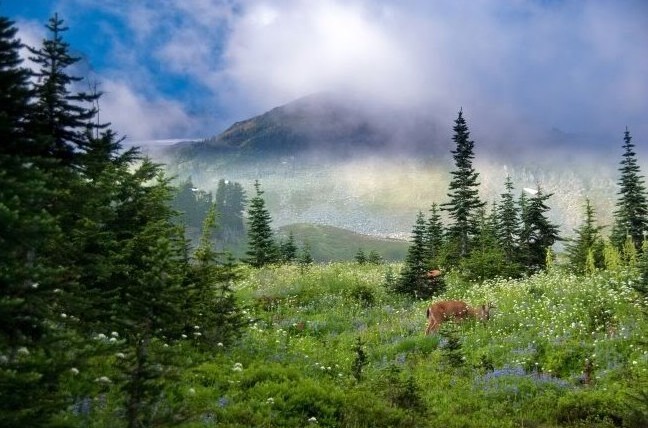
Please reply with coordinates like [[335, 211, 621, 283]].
[[496, 175, 521, 270], [0, 16, 76, 426], [279, 230, 298, 263], [441, 109, 485, 261], [461, 205, 509, 280], [245, 180, 279, 267], [611, 128, 648, 250], [519, 187, 560, 272], [565, 198, 605, 274]]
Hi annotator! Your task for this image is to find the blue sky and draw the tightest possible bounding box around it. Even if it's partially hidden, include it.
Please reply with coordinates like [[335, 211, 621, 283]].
[[2, 0, 647, 146]]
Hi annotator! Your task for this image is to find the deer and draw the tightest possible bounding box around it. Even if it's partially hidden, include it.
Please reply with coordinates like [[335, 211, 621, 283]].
[[425, 300, 493, 335]]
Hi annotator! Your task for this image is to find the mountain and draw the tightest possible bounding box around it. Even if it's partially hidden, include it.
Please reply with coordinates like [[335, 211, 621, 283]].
[[169, 92, 447, 161]]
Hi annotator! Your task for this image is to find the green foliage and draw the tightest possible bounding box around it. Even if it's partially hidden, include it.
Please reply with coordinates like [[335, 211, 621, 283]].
[[519, 186, 561, 272], [352, 337, 368, 382], [354, 247, 367, 264], [566, 198, 605, 274], [245, 180, 279, 267], [611, 128, 648, 250], [396, 212, 436, 298], [442, 109, 486, 260]]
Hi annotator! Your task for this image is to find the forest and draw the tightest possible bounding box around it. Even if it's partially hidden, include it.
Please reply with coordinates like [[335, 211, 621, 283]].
[[2, 14, 648, 427]]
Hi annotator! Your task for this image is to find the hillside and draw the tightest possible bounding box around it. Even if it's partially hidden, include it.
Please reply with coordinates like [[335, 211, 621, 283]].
[[278, 223, 409, 262]]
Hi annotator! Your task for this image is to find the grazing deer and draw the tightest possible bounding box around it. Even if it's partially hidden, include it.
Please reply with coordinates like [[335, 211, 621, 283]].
[[425, 300, 493, 335], [426, 269, 443, 279]]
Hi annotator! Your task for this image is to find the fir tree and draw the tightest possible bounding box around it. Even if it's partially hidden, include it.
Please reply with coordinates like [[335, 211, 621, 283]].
[[565, 198, 605, 274], [461, 205, 509, 280], [519, 187, 560, 272], [611, 128, 648, 250], [245, 180, 279, 267], [355, 248, 367, 264], [425, 203, 445, 264], [27, 14, 102, 165], [0, 16, 76, 425], [496, 175, 521, 267], [442, 109, 485, 261], [367, 250, 383, 265], [397, 211, 436, 298], [279, 231, 298, 263]]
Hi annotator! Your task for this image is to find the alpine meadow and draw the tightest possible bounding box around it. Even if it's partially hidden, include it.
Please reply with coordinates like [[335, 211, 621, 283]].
[[3, 6, 648, 428]]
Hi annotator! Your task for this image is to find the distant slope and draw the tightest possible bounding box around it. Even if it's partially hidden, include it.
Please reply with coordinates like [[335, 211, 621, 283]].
[[168, 92, 446, 160], [278, 223, 409, 262]]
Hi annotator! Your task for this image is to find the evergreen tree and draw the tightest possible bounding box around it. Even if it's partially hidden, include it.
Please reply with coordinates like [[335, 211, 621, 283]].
[[215, 179, 246, 242], [565, 198, 605, 274], [519, 187, 560, 272], [425, 203, 445, 264], [279, 231, 298, 263], [0, 16, 76, 425], [397, 212, 437, 298], [245, 180, 279, 267], [496, 175, 521, 268], [185, 204, 246, 349], [298, 243, 314, 270], [611, 128, 648, 250], [442, 109, 485, 261], [461, 205, 509, 281], [27, 13, 102, 165], [355, 248, 367, 264], [367, 250, 383, 265]]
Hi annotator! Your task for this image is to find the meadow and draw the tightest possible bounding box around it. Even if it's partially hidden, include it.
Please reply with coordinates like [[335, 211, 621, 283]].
[[55, 262, 648, 427]]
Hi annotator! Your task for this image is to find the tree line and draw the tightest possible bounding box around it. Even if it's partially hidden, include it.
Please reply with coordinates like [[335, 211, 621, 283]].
[[396, 111, 648, 298]]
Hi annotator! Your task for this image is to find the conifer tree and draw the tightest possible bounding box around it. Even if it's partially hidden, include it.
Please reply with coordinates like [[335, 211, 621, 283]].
[[519, 187, 560, 272], [611, 128, 648, 250], [565, 198, 605, 274], [185, 204, 246, 349], [442, 109, 485, 261], [397, 212, 436, 298], [425, 203, 444, 264], [279, 231, 298, 263], [0, 16, 75, 426], [461, 205, 509, 280], [27, 13, 102, 164], [496, 175, 521, 268], [355, 248, 367, 264], [245, 180, 279, 267]]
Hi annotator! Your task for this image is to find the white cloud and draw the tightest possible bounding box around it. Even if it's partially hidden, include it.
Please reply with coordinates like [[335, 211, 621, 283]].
[[99, 80, 197, 141]]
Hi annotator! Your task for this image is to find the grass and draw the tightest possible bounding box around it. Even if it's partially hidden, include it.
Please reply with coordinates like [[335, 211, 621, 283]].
[[60, 263, 648, 427]]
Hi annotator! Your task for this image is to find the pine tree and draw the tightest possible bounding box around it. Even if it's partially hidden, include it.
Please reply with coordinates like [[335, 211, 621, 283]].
[[442, 109, 485, 261], [0, 16, 76, 426], [27, 14, 102, 165], [185, 204, 246, 349], [367, 250, 383, 265], [245, 180, 279, 267], [611, 128, 648, 250], [425, 203, 444, 264], [461, 205, 509, 280], [355, 248, 367, 264], [279, 231, 298, 263], [565, 198, 605, 274], [519, 187, 560, 272], [397, 212, 436, 298], [496, 175, 521, 268]]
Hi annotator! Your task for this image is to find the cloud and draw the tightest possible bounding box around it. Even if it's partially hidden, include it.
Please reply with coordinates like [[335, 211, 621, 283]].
[[99, 80, 198, 141], [14, 0, 648, 141]]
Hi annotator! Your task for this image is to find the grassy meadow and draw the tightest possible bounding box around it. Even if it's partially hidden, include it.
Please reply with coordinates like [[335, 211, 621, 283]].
[[57, 262, 648, 427]]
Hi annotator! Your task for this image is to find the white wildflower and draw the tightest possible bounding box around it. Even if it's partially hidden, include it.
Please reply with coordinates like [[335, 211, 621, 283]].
[[17, 347, 29, 356], [188, 388, 196, 395], [95, 376, 111, 384], [111, 331, 119, 337], [217, 342, 224, 347], [70, 368, 79, 375], [115, 352, 126, 359], [308, 416, 318, 424]]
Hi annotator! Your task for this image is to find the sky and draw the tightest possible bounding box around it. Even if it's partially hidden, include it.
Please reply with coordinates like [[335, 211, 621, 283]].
[[2, 0, 647, 145]]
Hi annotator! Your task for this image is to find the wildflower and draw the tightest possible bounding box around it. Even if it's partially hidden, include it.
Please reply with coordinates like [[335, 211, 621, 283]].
[[109, 337, 117, 343], [111, 331, 119, 337], [17, 347, 29, 356], [61, 313, 67, 318], [31, 282, 39, 289], [267, 397, 274, 404], [70, 368, 79, 375], [95, 376, 111, 384], [232, 363, 243, 372], [115, 352, 126, 359], [217, 342, 224, 347], [188, 388, 196, 395], [181, 334, 187, 339], [194, 325, 200, 330], [308, 416, 318, 424]]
